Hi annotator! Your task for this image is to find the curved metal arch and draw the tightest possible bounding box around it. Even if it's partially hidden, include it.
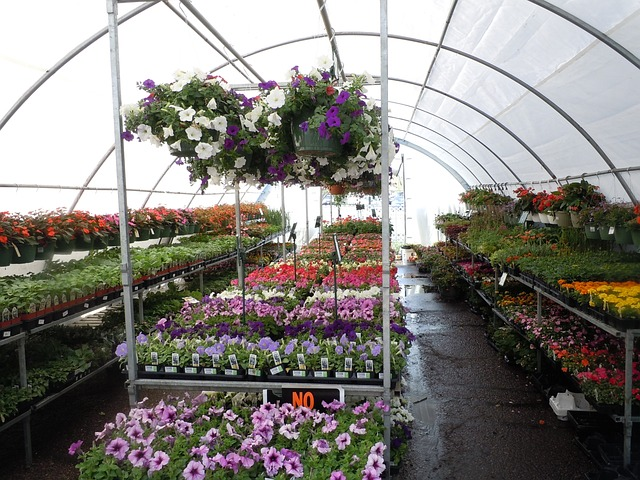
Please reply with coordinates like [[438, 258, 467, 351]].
[[207, 33, 552, 179], [394, 138, 470, 190], [209, 31, 637, 200], [394, 76, 557, 180], [0, 1, 161, 132], [68, 145, 115, 213], [390, 99, 523, 184], [389, 114, 497, 184], [527, 0, 640, 70], [394, 124, 483, 185]]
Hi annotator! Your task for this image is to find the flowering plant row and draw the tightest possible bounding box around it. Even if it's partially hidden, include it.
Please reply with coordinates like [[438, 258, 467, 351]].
[[0, 203, 277, 250], [117, 329, 408, 378], [73, 391, 404, 479], [495, 292, 636, 407]]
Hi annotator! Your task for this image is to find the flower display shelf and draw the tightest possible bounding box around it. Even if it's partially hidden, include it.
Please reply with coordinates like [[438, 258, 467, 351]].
[[0, 318, 23, 339]]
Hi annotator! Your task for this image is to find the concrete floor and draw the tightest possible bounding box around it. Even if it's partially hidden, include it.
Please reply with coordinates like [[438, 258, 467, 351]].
[[395, 263, 595, 479]]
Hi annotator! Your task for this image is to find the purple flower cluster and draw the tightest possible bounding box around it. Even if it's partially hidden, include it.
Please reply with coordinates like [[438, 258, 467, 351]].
[[77, 393, 388, 479]]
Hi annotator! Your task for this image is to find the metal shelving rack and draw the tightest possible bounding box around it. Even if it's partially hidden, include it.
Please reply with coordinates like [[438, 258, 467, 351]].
[[451, 236, 638, 467], [0, 233, 280, 465]]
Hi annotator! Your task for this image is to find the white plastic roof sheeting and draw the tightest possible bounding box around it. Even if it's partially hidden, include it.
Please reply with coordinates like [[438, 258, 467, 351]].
[[1, 0, 639, 216]]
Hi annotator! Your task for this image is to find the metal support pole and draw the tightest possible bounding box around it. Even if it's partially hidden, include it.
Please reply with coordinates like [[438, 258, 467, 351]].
[[234, 184, 246, 323], [319, 187, 324, 237], [402, 153, 407, 245], [305, 187, 310, 245], [18, 337, 32, 465], [623, 330, 634, 466], [380, 1, 392, 476], [199, 270, 204, 295], [235, 184, 243, 285], [138, 294, 144, 324], [281, 183, 286, 259], [107, 0, 138, 407]]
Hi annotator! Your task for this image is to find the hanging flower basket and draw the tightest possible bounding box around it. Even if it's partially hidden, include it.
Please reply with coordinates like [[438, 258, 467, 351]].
[[328, 184, 346, 195], [291, 113, 342, 158]]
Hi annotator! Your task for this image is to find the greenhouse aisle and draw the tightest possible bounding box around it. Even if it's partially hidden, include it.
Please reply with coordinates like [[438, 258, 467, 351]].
[[395, 263, 594, 479]]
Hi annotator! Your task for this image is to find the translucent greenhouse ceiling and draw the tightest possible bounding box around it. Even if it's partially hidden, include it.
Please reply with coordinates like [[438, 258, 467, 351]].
[[1, 0, 639, 231]]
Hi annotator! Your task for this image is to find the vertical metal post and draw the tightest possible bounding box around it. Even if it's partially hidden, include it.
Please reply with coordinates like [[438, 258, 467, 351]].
[[234, 184, 243, 289], [624, 329, 634, 466], [402, 153, 407, 245], [305, 187, 310, 245], [380, 0, 392, 476], [107, 0, 138, 407], [319, 187, 323, 236], [18, 337, 32, 465], [281, 183, 286, 259], [138, 294, 144, 324]]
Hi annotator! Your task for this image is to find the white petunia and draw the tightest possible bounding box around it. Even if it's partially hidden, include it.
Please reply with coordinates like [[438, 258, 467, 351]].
[[120, 103, 140, 117], [331, 168, 347, 182], [242, 117, 257, 133], [136, 124, 153, 141], [148, 135, 162, 147], [265, 88, 285, 109], [162, 126, 174, 139], [194, 115, 212, 128], [365, 98, 377, 110], [206, 166, 221, 185], [179, 108, 196, 122], [316, 157, 329, 166], [246, 105, 263, 122], [195, 142, 214, 159], [206, 97, 217, 110], [365, 146, 378, 161], [234, 157, 247, 169], [185, 126, 202, 141], [317, 55, 333, 70], [267, 112, 281, 126], [212, 116, 228, 133]]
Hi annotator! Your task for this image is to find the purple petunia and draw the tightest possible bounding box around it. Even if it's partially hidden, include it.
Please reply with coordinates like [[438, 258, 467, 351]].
[[183, 460, 206, 480], [121, 131, 134, 142], [317, 122, 329, 139], [335, 90, 350, 104], [142, 79, 155, 89], [105, 437, 129, 460], [261, 446, 285, 476], [227, 125, 240, 136], [148, 450, 170, 472]]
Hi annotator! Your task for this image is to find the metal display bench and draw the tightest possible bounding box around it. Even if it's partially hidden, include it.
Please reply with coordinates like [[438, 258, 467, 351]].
[[450, 236, 638, 467], [497, 265, 637, 467], [0, 233, 279, 466]]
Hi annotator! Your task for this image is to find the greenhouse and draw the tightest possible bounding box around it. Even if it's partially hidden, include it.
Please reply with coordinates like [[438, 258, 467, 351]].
[[1, 1, 639, 479]]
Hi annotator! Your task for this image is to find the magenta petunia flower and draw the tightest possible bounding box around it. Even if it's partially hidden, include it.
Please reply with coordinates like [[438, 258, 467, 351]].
[[68, 440, 83, 456], [330, 471, 347, 480], [128, 446, 152, 468], [148, 450, 170, 472], [182, 460, 206, 480], [312, 438, 331, 454], [261, 446, 285, 476], [105, 437, 129, 461], [335, 432, 351, 450], [362, 465, 382, 480]]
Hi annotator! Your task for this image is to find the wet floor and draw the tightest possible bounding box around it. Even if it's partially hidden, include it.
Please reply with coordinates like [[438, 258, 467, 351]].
[[395, 263, 594, 479]]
